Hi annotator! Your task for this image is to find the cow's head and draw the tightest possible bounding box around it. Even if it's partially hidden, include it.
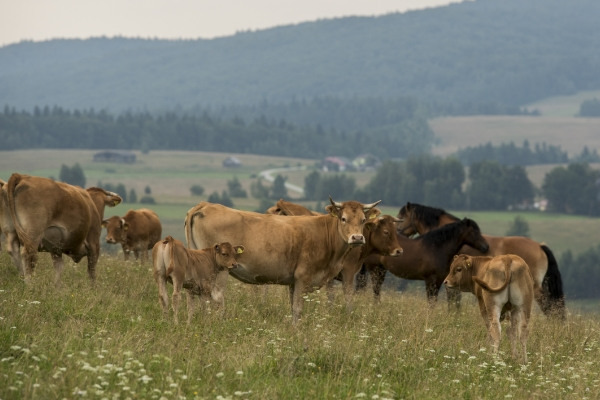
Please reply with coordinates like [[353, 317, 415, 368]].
[[325, 196, 381, 246], [102, 216, 128, 244], [214, 242, 245, 270], [444, 254, 474, 290], [364, 215, 403, 256]]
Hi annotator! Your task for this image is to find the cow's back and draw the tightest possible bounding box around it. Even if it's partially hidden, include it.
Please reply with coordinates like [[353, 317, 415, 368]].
[[185, 202, 340, 285], [125, 208, 162, 249], [8, 173, 93, 251]]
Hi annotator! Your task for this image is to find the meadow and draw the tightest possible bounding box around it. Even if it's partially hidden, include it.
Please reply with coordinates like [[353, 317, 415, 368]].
[[1, 145, 600, 399], [1, 252, 599, 400]]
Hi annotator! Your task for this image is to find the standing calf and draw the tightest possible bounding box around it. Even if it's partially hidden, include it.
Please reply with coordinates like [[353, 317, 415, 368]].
[[103, 208, 162, 263], [152, 236, 244, 324], [444, 254, 534, 363]]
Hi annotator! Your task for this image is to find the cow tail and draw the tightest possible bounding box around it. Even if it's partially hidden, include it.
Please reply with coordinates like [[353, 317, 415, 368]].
[[540, 244, 566, 319], [473, 256, 511, 293], [6, 173, 35, 249], [165, 236, 175, 277], [185, 206, 203, 249]]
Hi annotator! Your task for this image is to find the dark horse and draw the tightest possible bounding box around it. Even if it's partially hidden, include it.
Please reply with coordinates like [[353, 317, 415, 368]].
[[397, 202, 566, 319], [361, 218, 489, 306]]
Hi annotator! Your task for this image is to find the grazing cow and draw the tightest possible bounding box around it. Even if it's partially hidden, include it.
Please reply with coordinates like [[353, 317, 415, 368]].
[[6, 173, 122, 284], [102, 208, 162, 263], [1, 178, 24, 274], [444, 254, 534, 363], [266, 199, 321, 216], [397, 202, 565, 319], [185, 197, 382, 324], [153, 236, 244, 324]]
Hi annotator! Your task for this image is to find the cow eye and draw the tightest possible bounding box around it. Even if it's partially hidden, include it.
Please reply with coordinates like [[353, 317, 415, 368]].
[[456, 267, 462, 272], [341, 217, 347, 223], [361, 218, 366, 224], [383, 230, 389, 236]]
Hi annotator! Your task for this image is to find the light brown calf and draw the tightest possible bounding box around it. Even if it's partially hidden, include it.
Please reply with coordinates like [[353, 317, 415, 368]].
[[444, 254, 534, 363], [152, 236, 244, 324]]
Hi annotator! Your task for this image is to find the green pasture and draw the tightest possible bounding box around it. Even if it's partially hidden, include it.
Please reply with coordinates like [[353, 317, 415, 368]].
[[2, 149, 600, 257], [1, 253, 599, 400]]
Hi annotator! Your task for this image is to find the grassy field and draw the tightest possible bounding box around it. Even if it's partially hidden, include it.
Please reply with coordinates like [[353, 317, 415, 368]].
[[1, 253, 599, 400], [2, 149, 600, 257]]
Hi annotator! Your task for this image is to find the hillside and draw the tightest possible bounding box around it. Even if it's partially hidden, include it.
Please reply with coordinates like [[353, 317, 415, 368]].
[[1, 0, 599, 112]]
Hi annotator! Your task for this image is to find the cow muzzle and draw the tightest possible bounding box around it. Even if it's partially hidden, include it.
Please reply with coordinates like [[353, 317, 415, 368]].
[[348, 234, 366, 246], [105, 237, 116, 244]]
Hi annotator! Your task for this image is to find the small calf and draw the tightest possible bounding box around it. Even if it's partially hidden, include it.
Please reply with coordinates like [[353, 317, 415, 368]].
[[444, 254, 534, 363], [152, 236, 244, 324]]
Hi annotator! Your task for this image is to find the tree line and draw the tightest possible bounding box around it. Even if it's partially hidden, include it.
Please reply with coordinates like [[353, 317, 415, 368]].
[[0, 105, 433, 161]]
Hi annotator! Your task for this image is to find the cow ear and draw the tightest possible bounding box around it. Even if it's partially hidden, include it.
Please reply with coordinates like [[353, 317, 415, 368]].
[[214, 243, 220, 251], [325, 204, 339, 218], [453, 254, 458, 260], [101, 219, 109, 228], [123, 222, 129, 231], [366, 208, 381, 220], [235, 245, 245, 255]]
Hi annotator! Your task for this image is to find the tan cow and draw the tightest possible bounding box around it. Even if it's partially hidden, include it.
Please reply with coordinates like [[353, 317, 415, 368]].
[[1, 178, 24, 274], [265, 199, 403, 305], [444, 254, 534, 363], [102, 208, 162, 263], [266, 199, 322, 216], [6, 173, 122, 284], [152, 235, 244, 324], [185, 197, 381, 324]]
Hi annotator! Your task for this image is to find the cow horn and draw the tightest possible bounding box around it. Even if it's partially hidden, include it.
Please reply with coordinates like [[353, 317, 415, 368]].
[[328, 196, 343, 208], [363, 200, 382, 210]]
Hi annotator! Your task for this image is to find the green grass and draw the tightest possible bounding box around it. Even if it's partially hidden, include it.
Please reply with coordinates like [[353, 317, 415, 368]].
[[1, 253, 599, 399]]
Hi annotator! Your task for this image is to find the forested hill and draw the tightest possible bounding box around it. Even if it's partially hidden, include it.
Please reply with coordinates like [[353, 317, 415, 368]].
[[1, 0, 599, 113]]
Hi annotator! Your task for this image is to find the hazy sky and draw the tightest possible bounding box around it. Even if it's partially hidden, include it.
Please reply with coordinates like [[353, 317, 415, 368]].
[[0, 0, 459, 47]]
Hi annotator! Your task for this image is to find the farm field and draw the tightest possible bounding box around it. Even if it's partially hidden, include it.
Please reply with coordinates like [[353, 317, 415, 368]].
[[0, 253, 599, 400], [1, 149, 599, 257]]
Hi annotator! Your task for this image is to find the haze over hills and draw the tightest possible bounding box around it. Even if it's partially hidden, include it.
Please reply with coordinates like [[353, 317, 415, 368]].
[[0, 0, 599, 113]]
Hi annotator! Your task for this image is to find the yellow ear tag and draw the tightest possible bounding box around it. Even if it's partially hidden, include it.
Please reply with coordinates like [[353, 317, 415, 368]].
[[237, 247, 244, 254], [369, 213, 377, 220]]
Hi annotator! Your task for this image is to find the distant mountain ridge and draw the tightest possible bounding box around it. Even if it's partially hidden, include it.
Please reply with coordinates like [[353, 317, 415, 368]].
[[1, 0, 599, 112]]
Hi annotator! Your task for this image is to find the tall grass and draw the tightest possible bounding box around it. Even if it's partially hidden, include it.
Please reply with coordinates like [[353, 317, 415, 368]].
[[1, 252, 598, 399]]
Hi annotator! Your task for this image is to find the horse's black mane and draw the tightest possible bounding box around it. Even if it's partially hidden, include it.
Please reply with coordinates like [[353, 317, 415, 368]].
[[409, 203, 460, 229], [419, 217, 481, 248]]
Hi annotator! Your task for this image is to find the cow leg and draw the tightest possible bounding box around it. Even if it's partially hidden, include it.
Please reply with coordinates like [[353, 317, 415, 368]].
[[425, 279, 440, 306], [341, 262, 361, 311], [485, 302, 503, 355], [290, 281, 306, 325], [325, 279, 336, 304], [186, 291, 197, 325], [86, 250, 99, 283], [50, 253, 65, 287], [445, 287, 462, 312], [370, 265, 387, 303], [6, 233, 23, 275], [20, 245, 38, 284], [154, 275, 169, 316], [171, 277, 183, 325]]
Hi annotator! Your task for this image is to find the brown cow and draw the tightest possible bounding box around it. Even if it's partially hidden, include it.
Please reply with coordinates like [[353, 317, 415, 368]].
[[152, 235, 244, 324], [102, 208, 162, 263], [6, 173, 122, 284], [265, 199, 403, 305], [185, 197, 382, 324], [266, 199, 321, 216], [1, 178, 23, 274], [444, 254, 534, 363]]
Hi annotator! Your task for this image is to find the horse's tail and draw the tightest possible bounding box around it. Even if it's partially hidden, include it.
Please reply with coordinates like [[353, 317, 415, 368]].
[[540, 244, 566, 319]]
